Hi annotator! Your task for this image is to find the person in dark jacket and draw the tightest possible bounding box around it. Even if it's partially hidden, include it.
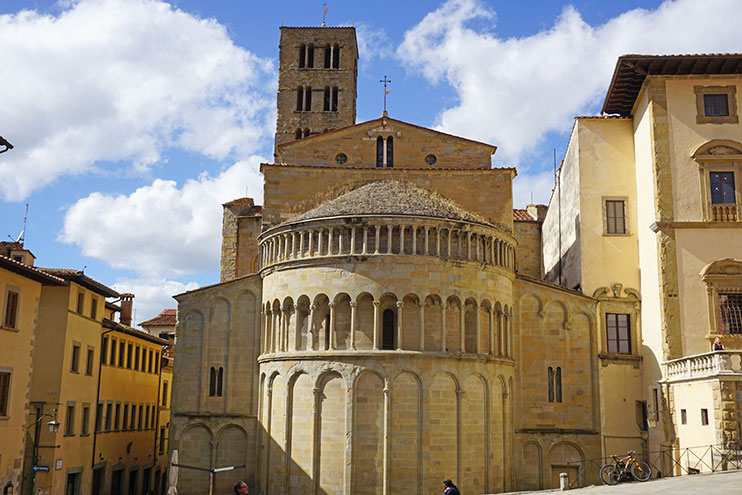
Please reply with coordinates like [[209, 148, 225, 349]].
[[234, 481, 248, 495], [443, 479, 460, 495]]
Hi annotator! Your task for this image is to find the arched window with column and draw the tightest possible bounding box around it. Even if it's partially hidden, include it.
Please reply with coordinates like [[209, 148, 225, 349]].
[[386, 136, 394, 167], [376, 136, 384, 168]]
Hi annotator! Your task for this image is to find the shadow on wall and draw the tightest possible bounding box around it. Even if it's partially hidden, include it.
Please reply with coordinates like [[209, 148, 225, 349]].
[[543, 215, 582, 291]]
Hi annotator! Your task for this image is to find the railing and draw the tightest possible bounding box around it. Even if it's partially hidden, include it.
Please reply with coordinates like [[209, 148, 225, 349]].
[[662, 350, 742, 382], [566, 443, 742, 488], [258, 216, 515, 272], [709, 202, 738, 222]]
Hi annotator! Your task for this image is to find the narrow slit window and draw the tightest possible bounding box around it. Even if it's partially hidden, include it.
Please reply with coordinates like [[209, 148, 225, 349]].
[[382, 309, 395, 350], [295, 128, 302, 140], [331, 87, 338, 111], [296, 86, 304, 111], [217, 367, 224, 397], [306, 44, 314, 68], [209, 367, 216, 396], [298, 44, 306, 68], [323, 87, 330, 111], [333, 45, 340, 69], [324, 44, 331, 68], [386, 136, 394, 167], [548, 367, 554, 402], [555, 367, 562, 403], [376, 137, 383, 167], [305, 86, 312, 110]]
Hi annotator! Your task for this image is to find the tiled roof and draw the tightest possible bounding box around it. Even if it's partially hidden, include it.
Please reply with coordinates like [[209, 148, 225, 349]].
[[0, 255, 67, 285], [140, 309, 177, 327], [513, 209, 535, 221], [39, 268, 119, 298], [289, 180, 492, 225]]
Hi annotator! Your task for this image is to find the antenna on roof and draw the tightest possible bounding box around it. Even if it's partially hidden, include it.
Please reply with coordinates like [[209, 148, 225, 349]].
[[7, 203, 28, 244], [322, 2, 328, 27]]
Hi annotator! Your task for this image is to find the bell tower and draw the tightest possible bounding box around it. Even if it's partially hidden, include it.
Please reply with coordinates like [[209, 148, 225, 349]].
[[275, 26, 358, 153]]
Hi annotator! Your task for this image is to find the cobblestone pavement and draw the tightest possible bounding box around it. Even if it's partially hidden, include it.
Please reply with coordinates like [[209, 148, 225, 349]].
[[506, 470, 742, 494]]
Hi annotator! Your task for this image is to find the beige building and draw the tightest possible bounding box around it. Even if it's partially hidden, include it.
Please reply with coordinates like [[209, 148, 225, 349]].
[[542, 54, 742, 474], [167, 25, 675, 495]]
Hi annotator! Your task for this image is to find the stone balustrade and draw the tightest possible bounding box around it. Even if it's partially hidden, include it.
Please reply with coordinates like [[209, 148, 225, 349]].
[[662, 351, 742, 382], [258, 216, 515, 272]]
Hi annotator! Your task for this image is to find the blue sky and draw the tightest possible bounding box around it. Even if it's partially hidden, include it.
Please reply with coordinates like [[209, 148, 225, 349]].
[[1, 0, 740, 323]]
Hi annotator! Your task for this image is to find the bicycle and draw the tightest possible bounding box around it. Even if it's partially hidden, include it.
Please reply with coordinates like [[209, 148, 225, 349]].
[[599, 450, 652, 485]]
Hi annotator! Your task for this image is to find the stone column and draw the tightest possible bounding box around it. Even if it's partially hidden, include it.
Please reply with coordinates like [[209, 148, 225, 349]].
[[447, 230, 452, 258], [290, 232, 296, 259], [328, 302, 336, 350], [362, 227, 368, 254], [350, 226, 356, 254], [419, 302, 425, 351], [317, 229, 323, 256], [459, 303, 465, 353], [373, 301, 380, 350], [387, 225, 393, 253], [374, 225, 381, 254], [424, 227, 429, 255], [436, 228, 441, 256], [349, 301, 357, 350], [488, 308, 494, 355], [383, 381, 391, 495], [338, 228, 344, 254], [467, 232, 472, 260], [299, 231, 304, 258], [311, 387, 321, 495], [294, 307, 303, 351], [396, 301, 404, 350], [475, 304, 481, 353], [308, 229, 314, 257], [260, 310, 267, 354], [440, 302, 447, 352], [412, 226, 417, 254], [399, 225, 405, 254], [327, 228, 334, 256]]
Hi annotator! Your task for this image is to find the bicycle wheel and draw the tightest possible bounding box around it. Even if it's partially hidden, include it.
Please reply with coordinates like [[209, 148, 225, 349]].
[[600, 464, 619, 485], [631, 461, 652, 481]]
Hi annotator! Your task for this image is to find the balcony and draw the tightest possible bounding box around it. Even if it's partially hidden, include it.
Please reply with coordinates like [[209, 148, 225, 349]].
[[663, 351, 742, 383], [709, 202, 738, 222]]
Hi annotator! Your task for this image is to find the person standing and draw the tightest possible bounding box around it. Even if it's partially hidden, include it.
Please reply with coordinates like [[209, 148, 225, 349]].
[[713, 336, 725, 351], [443, 479, 460, 495]]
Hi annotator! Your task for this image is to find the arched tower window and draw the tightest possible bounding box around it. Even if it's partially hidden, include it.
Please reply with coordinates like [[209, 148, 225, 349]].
[[306, 44, 314, 68], [331, 87, 338, 111], [324, 44, 331, 68], [305, 86, 312, 110], [296, 86, 304, 111], [295, 128, 302, 140], [298, 44, 306, 68], [376, 137, 384, 168], [382, 309, 395, 350], [386, 136, 394, 167], [323, 86, 330, 111], [303, 128, 311, 138], [333, 44, 340, 69]]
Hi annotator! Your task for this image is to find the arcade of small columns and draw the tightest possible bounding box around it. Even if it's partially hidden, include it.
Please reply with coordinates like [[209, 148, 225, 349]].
[[258, 217, 516, 270], [260, 292, 514, 359]]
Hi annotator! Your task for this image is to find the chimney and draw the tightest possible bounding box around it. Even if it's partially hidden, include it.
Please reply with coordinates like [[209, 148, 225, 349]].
[[526, 204, 548, 222], [120, 293, 135, 326]]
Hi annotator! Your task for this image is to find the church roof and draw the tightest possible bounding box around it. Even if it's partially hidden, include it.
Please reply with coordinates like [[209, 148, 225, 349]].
[[603, 53, 742, 116], [290, 180, 492, 225]]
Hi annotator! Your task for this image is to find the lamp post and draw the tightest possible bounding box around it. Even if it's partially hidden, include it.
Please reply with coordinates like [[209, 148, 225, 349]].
[[28, 404, 59, 495]]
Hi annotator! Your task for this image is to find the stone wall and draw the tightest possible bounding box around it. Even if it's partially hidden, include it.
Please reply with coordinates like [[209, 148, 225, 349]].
[[276, 27, 358, 149], [277, 117, 495, 169], [514, 219, 542, 278], [260, 165, 514, 231]]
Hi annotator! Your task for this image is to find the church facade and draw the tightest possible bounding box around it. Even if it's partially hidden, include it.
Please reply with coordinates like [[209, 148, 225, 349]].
[[169, 26, 742, 495]]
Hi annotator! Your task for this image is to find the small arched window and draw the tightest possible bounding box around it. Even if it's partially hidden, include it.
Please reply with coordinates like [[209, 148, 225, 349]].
[[376, 136, 384, 168], [382, 309, 395, 350], [331, 87, 338, 112], [386, 136, 394, 168], [298, 44, 306, 68], [295, 128, 302, 140], [217, 367, 224, 397], [209, 367, 216, 396], [303, 128, 311, 138], [305, 86, 312, 110], [323, 87, 330, 111]]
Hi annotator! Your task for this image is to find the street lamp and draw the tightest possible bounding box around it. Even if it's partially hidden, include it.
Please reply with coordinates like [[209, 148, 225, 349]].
[[28, 405, 58, 495]]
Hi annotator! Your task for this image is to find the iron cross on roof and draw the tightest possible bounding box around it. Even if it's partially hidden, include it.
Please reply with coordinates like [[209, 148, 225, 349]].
[[380, 75, 391, 114]]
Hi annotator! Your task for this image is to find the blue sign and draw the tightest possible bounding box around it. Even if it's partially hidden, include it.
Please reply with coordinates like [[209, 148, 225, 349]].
[[32, 466, 49, 472]]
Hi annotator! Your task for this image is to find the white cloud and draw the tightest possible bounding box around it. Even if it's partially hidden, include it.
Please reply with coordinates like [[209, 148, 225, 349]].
[[111, 277, 200, 328], [59, 157, 266, 276], [398, 0, 742, 164], [0, 0, 275, 200], [353, 22, 393, 66], [512, 170, 555, 209]]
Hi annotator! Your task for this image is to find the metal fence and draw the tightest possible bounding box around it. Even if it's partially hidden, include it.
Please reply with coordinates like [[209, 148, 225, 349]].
[[565, 443, 742, 488]]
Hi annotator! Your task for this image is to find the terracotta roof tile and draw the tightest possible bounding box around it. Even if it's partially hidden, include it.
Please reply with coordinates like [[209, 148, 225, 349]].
[[139, 309, 177, 327], [513, 209, 535, 221]]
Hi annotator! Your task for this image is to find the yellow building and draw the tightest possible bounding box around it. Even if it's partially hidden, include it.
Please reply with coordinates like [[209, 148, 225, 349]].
[[0, 245, 66, 495], [542, 54, 742, 474]]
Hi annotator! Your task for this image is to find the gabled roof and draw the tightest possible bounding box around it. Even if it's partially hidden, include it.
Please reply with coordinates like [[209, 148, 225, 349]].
[[603, 54, 742, 116], [289, 180, 492, 225], [277, 115, 497, 154]]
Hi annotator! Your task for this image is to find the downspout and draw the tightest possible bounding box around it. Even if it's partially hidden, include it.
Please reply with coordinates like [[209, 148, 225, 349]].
[[91, 328, 114, 469]]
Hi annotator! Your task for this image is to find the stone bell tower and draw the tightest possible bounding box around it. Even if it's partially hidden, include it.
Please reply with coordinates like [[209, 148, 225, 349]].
[[274, 26, 358, 153]]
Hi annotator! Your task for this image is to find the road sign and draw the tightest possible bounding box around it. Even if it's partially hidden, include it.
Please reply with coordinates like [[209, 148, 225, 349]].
[[32, 466, 49, 472]]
